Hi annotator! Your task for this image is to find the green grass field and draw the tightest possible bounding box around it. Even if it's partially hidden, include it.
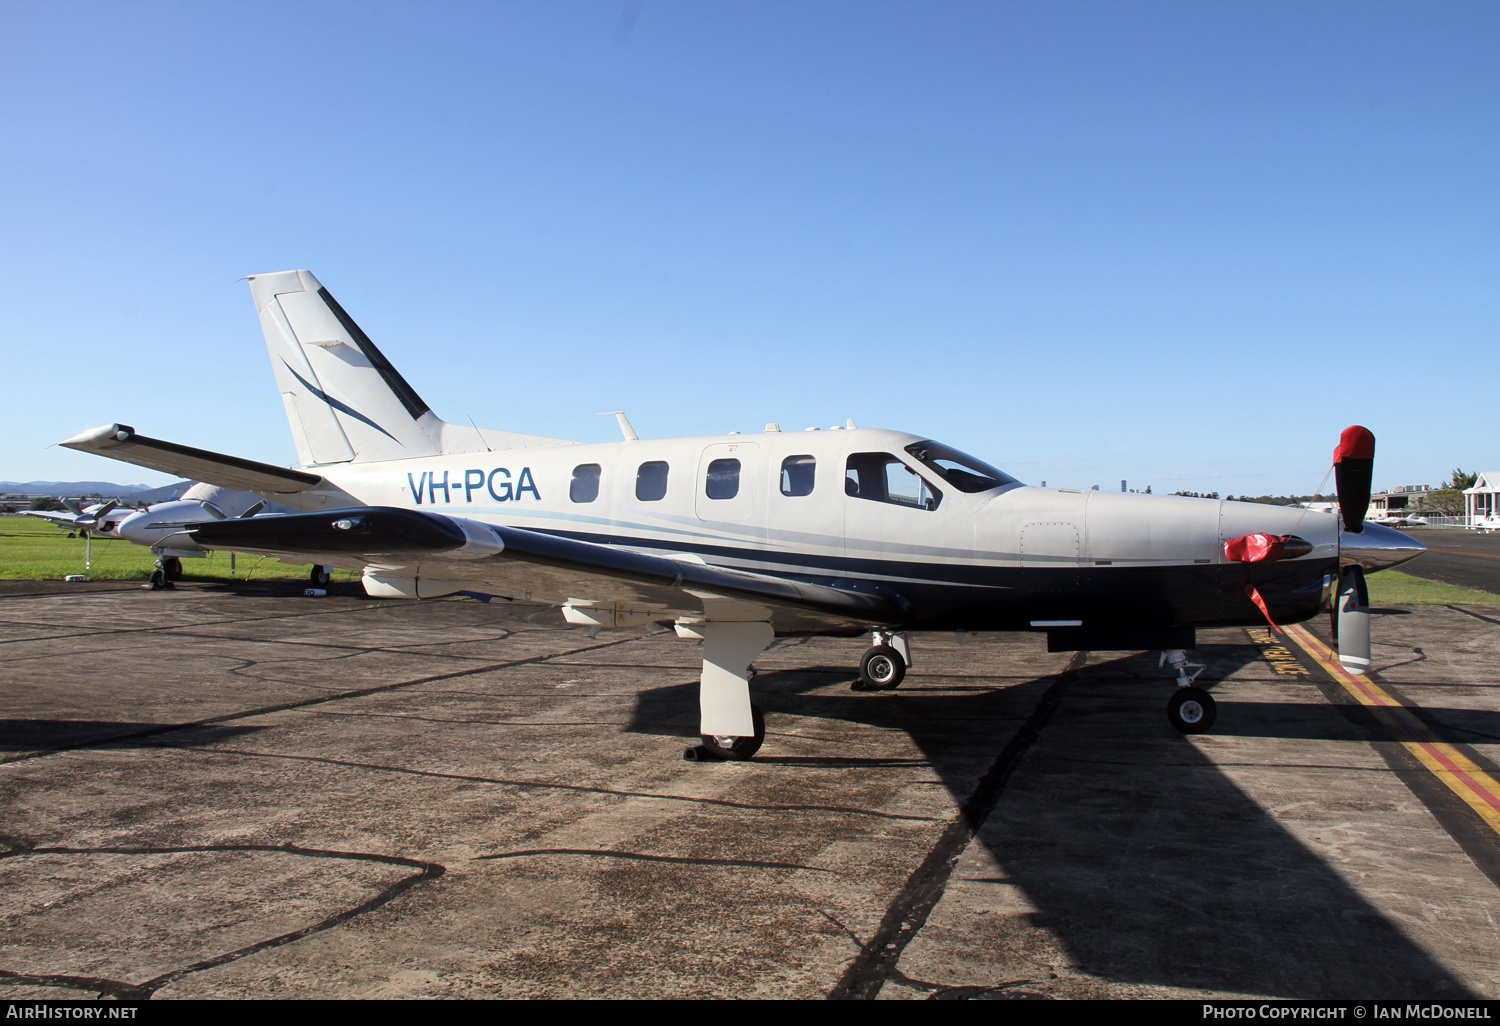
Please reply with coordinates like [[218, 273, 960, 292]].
[[2, 514, 1495, 604], [1365, 570, 1500, 606], [0, 515, 360, 583]]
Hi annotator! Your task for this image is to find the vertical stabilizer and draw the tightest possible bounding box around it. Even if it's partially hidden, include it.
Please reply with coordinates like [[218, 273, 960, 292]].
[[249, 270, 576, 465], [249, 270, 444, 466]]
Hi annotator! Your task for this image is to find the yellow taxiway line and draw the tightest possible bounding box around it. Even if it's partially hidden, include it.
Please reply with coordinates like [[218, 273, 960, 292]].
[[1284, 623, 1500, 838]]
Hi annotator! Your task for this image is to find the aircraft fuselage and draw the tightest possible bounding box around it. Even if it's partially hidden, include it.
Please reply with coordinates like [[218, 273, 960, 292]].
[[267, 425, 1343, 635]]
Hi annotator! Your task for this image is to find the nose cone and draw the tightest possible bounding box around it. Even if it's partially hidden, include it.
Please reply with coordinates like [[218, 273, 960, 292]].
[[116, 509, 155, 546], [1342, 521, 1426, 572], [116, 503, 204, 551]]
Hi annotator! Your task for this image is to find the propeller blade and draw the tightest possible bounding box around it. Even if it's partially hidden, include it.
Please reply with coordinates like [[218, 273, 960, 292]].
[[1334, 425, 1374, 535], [1336, 565, 1371, 673], [239, 500, 267, 519]]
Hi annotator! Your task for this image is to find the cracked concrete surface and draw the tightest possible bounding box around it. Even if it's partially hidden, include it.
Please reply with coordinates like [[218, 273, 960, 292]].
[[1, 581, 1497, 999]]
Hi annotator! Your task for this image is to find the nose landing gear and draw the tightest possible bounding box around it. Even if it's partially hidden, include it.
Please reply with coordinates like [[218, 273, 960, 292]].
[[147, 555, 183, 590], [1161, 649, 1215, 733], [852, 631, 911, 691]]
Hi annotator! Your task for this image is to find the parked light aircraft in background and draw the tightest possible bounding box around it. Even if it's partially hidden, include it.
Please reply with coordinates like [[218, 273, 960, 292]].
[[60, 270, 1425, 758], [113, 483, 301, 587], [25, 498, 130, 537]]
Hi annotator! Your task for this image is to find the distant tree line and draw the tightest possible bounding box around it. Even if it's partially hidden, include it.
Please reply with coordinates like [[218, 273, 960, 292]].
[[1221, 493, 1330, 506]]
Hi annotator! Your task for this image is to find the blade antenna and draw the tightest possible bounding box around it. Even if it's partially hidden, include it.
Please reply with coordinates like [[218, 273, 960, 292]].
[[467, 414, 492, 452]]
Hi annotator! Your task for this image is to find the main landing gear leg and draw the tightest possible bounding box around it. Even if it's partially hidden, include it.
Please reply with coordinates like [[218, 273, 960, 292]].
[[1161, 648, 1215, 733], [678, 621, 774, 761], [852, 631, 911, 691]]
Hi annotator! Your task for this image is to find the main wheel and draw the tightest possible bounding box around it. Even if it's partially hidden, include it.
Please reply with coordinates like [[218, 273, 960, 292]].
[[858, 645, 906, 690], [148, 568, 167, 590], [1167, 687, 1216, 733], [309, 565, 331, 587], [163, 556, 183, 581], [697, 705, 766, 760]]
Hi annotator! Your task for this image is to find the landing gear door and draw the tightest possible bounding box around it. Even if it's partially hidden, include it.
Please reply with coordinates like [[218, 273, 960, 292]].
[[696, 442, 762, 524]]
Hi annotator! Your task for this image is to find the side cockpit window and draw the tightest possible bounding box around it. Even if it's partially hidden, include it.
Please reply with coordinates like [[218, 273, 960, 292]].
[[780, 455, 815, 496], [636, 461, 669, 502], [903, 440, 1017, 493], [570, 464, 601, 503], [846, 452, 941, 510]]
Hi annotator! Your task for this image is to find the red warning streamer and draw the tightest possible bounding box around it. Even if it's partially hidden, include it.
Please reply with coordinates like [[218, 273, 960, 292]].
[[1224, 532, 1289, 634]]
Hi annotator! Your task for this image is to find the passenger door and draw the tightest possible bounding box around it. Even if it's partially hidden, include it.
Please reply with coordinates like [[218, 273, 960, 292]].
[[695, 442, 761, 524]]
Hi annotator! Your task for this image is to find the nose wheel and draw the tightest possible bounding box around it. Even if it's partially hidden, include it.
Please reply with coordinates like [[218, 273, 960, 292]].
[[1167, 686, 1216, 733], [851, 632, 912, 691], [147, 554, 181, 590], [853, 645, 906, 690], [1160, 648, 1215, 733]]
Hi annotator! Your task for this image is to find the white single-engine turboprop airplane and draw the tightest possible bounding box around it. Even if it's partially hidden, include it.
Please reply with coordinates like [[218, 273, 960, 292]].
[[61, 270, 1425, 758]]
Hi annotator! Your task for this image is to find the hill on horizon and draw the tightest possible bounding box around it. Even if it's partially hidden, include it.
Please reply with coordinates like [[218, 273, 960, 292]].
[[0, 480, 195, 503]]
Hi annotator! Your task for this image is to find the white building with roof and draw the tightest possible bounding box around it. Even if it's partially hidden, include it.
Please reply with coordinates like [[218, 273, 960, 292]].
[[1464, 472, 1500, 526]]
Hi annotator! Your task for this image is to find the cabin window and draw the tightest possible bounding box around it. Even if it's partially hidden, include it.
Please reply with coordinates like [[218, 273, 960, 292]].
[[780, 455, 815, 497], [705, 459, 740, 500], [845, 452, 942, 510], [636, 461, 669, 502], [570, 464, 601, 503]]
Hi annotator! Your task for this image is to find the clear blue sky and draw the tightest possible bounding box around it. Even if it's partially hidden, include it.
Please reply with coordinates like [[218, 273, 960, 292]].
[[3, 0, 1495, 495]]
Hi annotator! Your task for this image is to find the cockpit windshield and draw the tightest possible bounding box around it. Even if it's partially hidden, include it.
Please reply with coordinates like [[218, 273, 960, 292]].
[[903, 440, 1019, 494]]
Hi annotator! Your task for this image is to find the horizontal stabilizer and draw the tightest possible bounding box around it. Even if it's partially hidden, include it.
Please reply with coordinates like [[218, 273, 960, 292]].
[[60, 424, 322, 495]]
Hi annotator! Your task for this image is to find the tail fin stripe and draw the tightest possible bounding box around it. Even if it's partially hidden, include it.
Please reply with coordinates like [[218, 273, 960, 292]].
[[317, 287, 431, 421], [281, 359, 402, 445]]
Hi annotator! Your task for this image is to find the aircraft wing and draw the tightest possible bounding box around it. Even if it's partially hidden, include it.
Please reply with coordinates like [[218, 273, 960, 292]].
[[60, 424, 322, 495], [22, 510, 82, 527], [188, 507, 910, 633]]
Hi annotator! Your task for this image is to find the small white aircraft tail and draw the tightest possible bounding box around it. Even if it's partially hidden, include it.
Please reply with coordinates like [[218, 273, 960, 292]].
[[249, 270, 571, 467]]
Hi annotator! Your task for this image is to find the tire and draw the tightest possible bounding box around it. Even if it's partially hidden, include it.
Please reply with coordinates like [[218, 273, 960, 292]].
[[163, 557, 183, 581], [309, 565, 331, 587], [148, 569, 167, 590], [1168, 686, 1216, 733], [859, 645, 906, 690], [698, 705, 766, 760]]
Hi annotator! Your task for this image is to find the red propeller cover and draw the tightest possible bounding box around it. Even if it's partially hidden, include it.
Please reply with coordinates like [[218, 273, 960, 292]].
[[1334, 425, 1375, 464]]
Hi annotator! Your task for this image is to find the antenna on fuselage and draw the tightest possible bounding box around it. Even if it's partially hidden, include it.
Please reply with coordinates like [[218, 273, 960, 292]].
[[599, 411, 639, 441]]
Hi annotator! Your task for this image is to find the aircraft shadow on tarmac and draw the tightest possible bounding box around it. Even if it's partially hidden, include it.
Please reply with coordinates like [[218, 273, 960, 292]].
[[626, 642, 1472, 999], [0, 721, 267, 755]]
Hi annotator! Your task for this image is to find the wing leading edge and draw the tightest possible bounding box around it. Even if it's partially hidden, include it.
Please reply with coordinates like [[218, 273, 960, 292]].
[[188, 506, 910, 633], [60, 424, 323, 495]]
